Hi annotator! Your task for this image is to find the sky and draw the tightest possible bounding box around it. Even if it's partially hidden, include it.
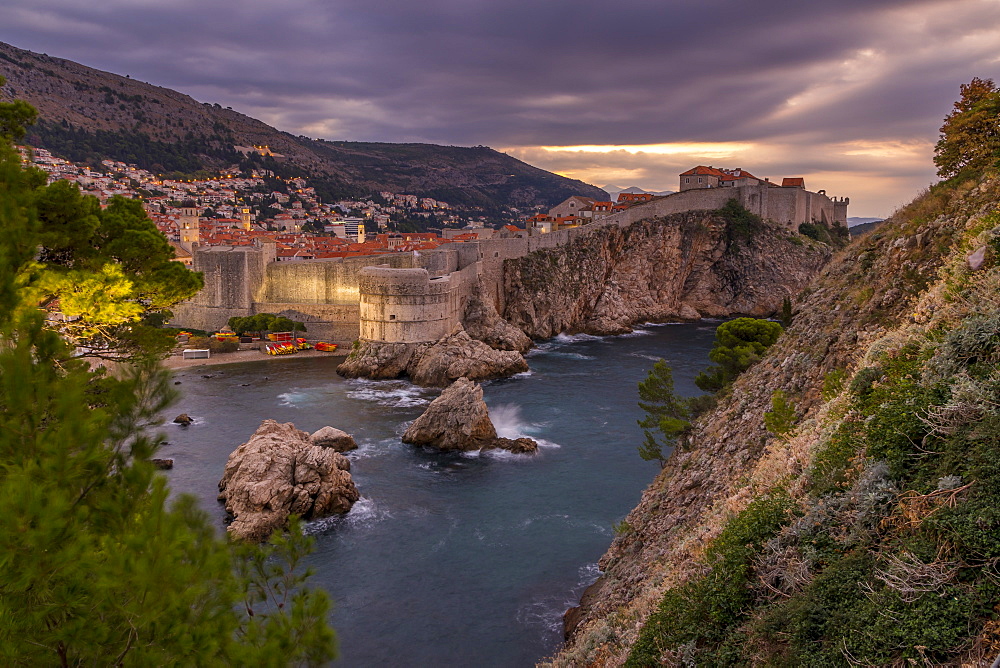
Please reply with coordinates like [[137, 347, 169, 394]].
[[2, 0, 1000, 217]]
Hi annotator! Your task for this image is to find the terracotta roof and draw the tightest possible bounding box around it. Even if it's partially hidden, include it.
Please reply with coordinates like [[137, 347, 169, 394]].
[[781, 177, 805, 188], [679, 165, 728, 177]]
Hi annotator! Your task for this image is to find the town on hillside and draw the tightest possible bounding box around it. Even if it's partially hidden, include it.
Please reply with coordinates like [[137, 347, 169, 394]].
[[18, 146, 848, 265]]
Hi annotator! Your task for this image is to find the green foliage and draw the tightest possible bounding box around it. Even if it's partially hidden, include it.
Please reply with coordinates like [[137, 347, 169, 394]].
[[798, 221, 832, 244], [4, 154, 203, 360], [189, 335, 239, 354], [0, 76, 38, 141], [0, 113, 335, 664], [626, 495, 793, 666], [695, 317, 783, 392], [228, 313, 307, 336], [821, 368, 848, 400], [780, 295, 793, 327], [637, 359, 691, 466], [718, 198, 763, 249], [764, 389, 797, 437], [934, 77, 1000, 178], [28, 118, 239, 175]]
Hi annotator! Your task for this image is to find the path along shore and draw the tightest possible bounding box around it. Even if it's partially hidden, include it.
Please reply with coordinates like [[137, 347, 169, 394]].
[[161, 347, 347, 371]]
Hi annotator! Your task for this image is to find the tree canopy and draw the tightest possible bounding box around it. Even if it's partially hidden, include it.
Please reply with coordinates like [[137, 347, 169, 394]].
[[695, 318, 783, 392], [228, 313, 307, 336], [934, 77, 1000, 178], [0, 94, 336, 665], [637, 359, 692, 467]]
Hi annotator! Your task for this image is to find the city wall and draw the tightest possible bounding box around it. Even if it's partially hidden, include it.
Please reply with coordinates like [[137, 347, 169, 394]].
[[170, 182, 846, 344]]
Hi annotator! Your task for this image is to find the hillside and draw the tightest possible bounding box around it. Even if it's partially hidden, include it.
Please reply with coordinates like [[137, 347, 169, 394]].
[[551, 171, 1000, 665], [0, 41, 606, 209]]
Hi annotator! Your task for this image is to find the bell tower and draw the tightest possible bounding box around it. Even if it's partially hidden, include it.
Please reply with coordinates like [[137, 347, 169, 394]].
[[178, 199, 200, 252]]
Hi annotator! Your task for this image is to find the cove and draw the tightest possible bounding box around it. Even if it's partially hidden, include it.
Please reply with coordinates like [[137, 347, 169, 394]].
[[160, 322, 718, 666]]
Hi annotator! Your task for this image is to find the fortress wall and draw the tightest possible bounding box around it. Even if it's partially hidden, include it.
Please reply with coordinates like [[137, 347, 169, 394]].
[[264, 253, 418, 304], [253, 303, 360, 343]]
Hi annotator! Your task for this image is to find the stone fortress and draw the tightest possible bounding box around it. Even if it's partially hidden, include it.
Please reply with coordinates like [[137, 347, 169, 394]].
[[171, 166, 847, 344]]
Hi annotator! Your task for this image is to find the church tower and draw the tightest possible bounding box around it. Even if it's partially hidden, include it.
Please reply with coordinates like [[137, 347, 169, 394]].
[[178, 199, 200, 252], [240, 204, 252, 231]]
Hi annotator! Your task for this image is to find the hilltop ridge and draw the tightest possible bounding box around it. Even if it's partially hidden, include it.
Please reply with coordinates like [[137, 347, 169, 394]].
[[0, 41, 607, 210]]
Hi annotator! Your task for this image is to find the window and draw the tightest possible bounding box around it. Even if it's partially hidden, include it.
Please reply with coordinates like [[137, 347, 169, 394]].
[[389, 314, 396, 321]]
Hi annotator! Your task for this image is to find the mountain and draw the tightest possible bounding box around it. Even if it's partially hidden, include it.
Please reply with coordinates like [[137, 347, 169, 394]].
[[848, 216, 884, 227], [0, 41, 606, 209], [601, 184, 675, 200], [556, 172, 1000, 665]]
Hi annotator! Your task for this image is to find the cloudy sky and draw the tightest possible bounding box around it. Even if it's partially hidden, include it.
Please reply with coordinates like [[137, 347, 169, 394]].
[[3, 0, 1000, 216]]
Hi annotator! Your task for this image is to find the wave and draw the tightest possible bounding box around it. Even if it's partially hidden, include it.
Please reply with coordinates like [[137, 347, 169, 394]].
[[345, 379, 435, 408]]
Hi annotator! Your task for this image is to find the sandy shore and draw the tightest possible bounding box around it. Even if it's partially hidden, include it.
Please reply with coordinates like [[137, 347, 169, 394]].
[[162, 347, 347, 370]]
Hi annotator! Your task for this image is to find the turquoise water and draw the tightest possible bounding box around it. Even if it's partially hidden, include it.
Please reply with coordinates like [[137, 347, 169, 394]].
[[160, 323, 717, 666]]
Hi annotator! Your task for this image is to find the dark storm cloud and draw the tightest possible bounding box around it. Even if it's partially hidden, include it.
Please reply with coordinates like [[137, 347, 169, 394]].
[[3, 0, 993, 144], [2, 0, 999, 213]]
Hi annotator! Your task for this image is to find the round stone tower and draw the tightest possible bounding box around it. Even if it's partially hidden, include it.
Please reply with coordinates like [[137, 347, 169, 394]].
[[357, 266, 453, 343]]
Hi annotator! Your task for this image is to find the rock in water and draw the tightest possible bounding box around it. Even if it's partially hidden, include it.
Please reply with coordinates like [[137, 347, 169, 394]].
[[408, 328, 528, 387], [337, 326, 528, 388], [218, 420, 359, 542], [336, 341, 426, 380], [482, 437, 539, 454], [402, 377, 539, 454], [402, 377, 498, 451], [151, 458, 174, 469], [310, 426, 358, 453], [172, 413, 193, 425]]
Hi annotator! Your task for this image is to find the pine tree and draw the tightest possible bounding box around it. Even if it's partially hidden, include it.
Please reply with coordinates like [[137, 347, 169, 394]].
[[934, 77, 1000, 178], [637, 360, 692, 467], [0, 96, 336, 665]]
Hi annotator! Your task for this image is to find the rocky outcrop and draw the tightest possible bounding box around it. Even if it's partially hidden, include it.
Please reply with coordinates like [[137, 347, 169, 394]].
[[402, 377, 538, 453], [503, 211, 830, 338], [218, 420, 359, 542], [409, 328, 528, 387], [337, 326, 527, 387], [309, 426, 358, 453], [462, 280, 533, 353], [336, 341, 424, 380], [172, 413, 194, 425], [552, 177, 997, 666]]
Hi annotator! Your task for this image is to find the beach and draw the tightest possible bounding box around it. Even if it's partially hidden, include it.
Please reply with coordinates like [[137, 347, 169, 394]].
[[162, 347, 347, 370]]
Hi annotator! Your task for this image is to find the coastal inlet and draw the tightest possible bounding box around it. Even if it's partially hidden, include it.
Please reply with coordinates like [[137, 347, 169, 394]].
[[159, 322, 717, 666]]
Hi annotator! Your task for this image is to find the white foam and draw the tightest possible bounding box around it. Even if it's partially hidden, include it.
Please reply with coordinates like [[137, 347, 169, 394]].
[[619, 328, 654, 338], [346, 379, 434, 408], [490, 403, 528, 439]]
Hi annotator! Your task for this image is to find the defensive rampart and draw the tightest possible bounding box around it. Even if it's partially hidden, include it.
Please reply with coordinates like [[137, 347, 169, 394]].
[[170, 183, 845, 344]]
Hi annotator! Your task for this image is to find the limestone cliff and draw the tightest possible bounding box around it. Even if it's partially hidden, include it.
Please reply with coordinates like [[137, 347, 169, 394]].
[[503, 210, 830, 338], [551, 174, 1000, 666]]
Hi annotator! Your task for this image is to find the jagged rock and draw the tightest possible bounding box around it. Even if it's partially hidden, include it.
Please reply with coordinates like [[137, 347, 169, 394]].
[[337, 341, 428, 380], [402, 378, 497, 451], [218, 420, 359, 542], [337, 327, 528, 388], [173, 413, 193, 425], [968, 245, 987, 270], [481, 437, 539, 454], [408, 328, 528, 387], [310, 426, 358, 453], [151, 458, 174, 469], [463, 281, 533, 353], [503, 212, 830, 338], [402, 378, 539, 454]]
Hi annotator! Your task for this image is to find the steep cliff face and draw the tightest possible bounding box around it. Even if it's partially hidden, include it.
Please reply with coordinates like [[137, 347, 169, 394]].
[[502, 211, 830, 339], [552, 174, 1000, 667]]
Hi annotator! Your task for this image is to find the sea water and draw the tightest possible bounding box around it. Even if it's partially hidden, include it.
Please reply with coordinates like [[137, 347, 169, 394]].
[[160, 322, 718, 667]]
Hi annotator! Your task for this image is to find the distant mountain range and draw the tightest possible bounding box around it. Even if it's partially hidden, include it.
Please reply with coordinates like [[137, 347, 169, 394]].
[[0, 41, 606, 210], [601, 185, 676, 200]]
